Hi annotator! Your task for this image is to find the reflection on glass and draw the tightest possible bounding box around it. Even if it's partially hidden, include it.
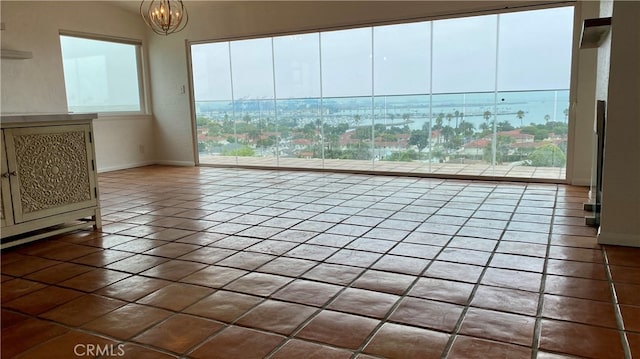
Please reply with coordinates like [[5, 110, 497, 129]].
[[229, 38, 276, 164], [432, 14, 497, 94], [374, 22, 430, 96], [276, 98, 322, 160], [373, 95, 429, 165], [498, 7, 574, 91], [191, 43, 232, 101], [323, 97, 373, 162], [233, 99, 277, 161], [230, 38, 275, 99], [192, 42, 233, 162], [321, 28, 372, 98], [431, 92, 494, 164], [273, 34, 323, 163], [273, 33, 321, 99], [60, 35, 141, 112], [495, 91, 570, 168]]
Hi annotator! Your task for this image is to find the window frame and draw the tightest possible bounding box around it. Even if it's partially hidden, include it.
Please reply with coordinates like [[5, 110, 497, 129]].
[[59, 31, 147, 116]]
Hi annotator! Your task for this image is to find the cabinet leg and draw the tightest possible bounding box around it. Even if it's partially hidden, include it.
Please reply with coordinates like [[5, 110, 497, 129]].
[[93, 208, 102, 230]]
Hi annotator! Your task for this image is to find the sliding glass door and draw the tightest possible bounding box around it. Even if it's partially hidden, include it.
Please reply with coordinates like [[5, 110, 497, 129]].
[[191, 6, 573, 180]]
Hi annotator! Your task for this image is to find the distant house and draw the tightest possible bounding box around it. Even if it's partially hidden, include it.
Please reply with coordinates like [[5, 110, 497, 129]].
[[338, 129, 359, 147], [460, 129, 535, 157], [460, 138, 490, 157], [373, 133, 410, 151], [338, 130, 411, 152], [292, 138, 313, 150], [297, 151, 314, 159], [498, 129, 535, 144]]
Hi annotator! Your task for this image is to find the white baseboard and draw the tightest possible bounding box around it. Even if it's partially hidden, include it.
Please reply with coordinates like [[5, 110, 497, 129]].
[[97, 160, 195, 173], [570, 177, 592, 186], [97, 161, 156, 173], [598, 228, 640, 247], [155, 160, 196, 167]]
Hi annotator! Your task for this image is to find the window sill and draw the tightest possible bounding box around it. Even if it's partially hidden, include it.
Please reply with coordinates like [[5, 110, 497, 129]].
[[95, 113, 153, 120]]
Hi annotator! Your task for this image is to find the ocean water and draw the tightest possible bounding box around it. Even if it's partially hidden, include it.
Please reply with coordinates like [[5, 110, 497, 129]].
[[195, 89, 570, 131]]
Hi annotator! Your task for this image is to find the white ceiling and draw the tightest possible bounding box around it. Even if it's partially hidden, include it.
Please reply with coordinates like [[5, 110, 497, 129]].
[[110, 0, 212, 14], [109, 0, 142, 14]]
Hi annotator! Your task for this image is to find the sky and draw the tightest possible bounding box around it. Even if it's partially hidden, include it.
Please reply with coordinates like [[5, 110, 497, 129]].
[[191, 6, 574, 102]]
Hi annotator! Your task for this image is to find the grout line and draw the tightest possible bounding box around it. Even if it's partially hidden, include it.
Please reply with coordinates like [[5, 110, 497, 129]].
[[602, 248, 633, 359], [185, 178, 432, 357], [351, 183, 477, 358], [2, 168, 597, 359], [439, 183, 528, 358], [529, 183, 558, 359], [264, 181, 446, 358]]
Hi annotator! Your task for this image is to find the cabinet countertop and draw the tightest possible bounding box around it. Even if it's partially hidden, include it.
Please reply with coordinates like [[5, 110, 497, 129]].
[[1, 113, 97, 128]]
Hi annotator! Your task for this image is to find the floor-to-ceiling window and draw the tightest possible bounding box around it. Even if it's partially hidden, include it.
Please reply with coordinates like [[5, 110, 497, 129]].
[[191, 6, 573, 180], [273, 33, 322, 166]]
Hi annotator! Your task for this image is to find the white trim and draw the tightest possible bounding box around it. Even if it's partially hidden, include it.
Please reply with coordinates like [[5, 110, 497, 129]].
[[60, 32, 147, 115], [186, 40, 199, 166], [598, 228, 640, 247], [570, 177, 592, 186], [98, 160, 196, 173], [95, 114, 153, 121], [97, 161, 156, 173], [59, 30, 142, 46], [155, 160, 196, 167]]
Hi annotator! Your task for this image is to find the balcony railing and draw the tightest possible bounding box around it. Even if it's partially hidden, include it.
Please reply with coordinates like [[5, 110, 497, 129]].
[[195, 90, 569, 181]]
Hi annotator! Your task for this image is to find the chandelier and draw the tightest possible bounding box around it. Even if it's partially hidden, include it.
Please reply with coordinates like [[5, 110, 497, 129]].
[[140, 0, 188, 36]]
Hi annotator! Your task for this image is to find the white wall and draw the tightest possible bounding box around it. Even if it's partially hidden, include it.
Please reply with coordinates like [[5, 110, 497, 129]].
[[597, 0, 640, 247], [567, 0, 598, 186], [0, 1, 155, 172], [93, 115, 156, 172], [148, 32, 194, 166]]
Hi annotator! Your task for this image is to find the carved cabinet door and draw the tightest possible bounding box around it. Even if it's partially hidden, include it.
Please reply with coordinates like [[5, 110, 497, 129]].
[[1, 131, 15, 227], [3, 125, 98, 223]]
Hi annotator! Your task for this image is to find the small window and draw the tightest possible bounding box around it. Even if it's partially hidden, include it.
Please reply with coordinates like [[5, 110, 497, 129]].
[[60, 34, 143, 113]]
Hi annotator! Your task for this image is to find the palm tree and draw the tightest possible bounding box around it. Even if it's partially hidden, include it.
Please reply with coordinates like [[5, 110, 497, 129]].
[[544, 114, 551, 126], [353, 114, 361, 128], [459, 121, 475, 139], [435, 113, 444, 129], [446, 113, 453, 128], [454, 110, 460, 129], [402, 113, 411, 127], [516, 110, 525, 128], [483, 111, 492, 133], [483, 110, 492, 123], [563, 108, 569, 123], [435, 114, 444, 144], [441, 126, 455, 150]]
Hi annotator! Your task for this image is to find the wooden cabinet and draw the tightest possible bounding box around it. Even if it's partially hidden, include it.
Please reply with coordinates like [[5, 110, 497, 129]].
[[1, 114, 101, 249]]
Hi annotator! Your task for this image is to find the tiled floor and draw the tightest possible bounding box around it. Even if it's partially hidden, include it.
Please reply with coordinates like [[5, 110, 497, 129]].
[[2, 165, 638, 359], [199, 156, 567, 181]]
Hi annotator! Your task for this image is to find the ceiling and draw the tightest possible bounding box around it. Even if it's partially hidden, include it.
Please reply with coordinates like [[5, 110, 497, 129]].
[[109, 0, 141, 13], [110, 0, 215, 14]]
